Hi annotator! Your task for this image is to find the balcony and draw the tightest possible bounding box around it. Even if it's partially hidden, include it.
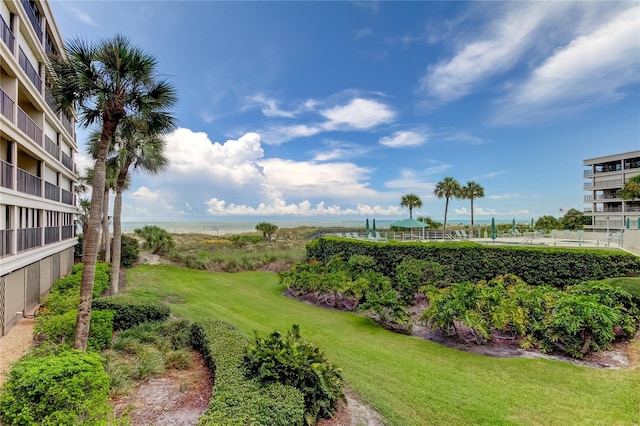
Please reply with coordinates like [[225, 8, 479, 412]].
[[44, 181, 60, 202], [0, 160, 13, 189], [0, 87, 15, 122], [0, 13, 14, 53], [61, 151, 73, 171], [593, 179, 623, 189], [61, 225, 74, 240], [45, 135, 60, 159], [21, 0, 42, 41], [0, 229, 12, 257], [45, 226, 59, 244], [19, 47, 42, 92], [61, 188, 74, 205], [583, 208, 593, 213], [583, 182, 593, 190], [16, 168, 41, 196], [61, 112, 74, 138], [17, 227, 42, 252], [17, 107, 43, 146]]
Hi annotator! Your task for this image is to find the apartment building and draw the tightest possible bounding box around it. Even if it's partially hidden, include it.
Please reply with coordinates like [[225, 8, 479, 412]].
[[0, 0, 78, 336], [583, 150, 640, 232]]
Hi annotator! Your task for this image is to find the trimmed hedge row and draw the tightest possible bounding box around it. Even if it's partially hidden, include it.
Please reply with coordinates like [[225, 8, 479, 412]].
[[306, 238, 640, 288], [92, 295, 170, 330], [191, 320, 305, 425]]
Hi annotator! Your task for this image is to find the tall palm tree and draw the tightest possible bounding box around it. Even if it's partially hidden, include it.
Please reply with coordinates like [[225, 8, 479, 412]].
[[400, 193, 423, 219], [433, 177, 461, 234], [84, 163, 119, 262], [108, 115, 173, 294], [48, 35, 177, 350], [461, 181, 484, 238]]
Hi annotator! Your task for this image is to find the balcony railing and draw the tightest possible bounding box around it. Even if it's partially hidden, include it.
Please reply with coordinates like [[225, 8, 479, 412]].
[[45, 88, 57, 112], [16, 168, 41, 196], [0, 87, 15, 122], [583, 182, 593, 189], [0, 160, 13, 189], [19, 47, 42, 92], [0, 13, 14, 53], [45, 226, 60, 244], [45, 135, 60, 159], [17, 107, 43, 146], [583, 169, 593, 177], [17, 227, 42, 252], [0, 229, 12, 257], [61, 188, 74, 205], [593, 179, 623, 188], [44, 181, 60, 201], [61, 151, 73, 171], [592, 207, 623, 213], [594, 220, 624, 228], [61, 225, 74, 240], [21, 0, 42, 40], [583, 208, 593, 213], [61, 112, 74, 138]]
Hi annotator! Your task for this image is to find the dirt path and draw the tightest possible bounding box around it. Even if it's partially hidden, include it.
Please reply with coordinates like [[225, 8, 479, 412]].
[[0, 318, 35, 387]]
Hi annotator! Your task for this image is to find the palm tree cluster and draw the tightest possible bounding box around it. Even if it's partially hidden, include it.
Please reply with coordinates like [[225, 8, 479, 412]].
[[48, 35, 177, 350], [400, 179, 485, 237]]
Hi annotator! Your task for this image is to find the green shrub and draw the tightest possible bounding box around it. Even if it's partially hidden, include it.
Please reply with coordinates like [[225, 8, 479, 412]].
[[35, 309, 115, 352], [191, 320, 305, 425], [70, 261, 111, 297], [42, 287, 80, 315], [245, 324, 345, 425], [92, 295, 170, 330], [119, 234, 140, 267], [0, 350, 111, 425], [134, 225, 174, 254], [395, 258, 450, 303]]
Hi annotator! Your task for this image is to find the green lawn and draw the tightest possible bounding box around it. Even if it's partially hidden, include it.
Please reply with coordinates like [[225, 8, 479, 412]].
[[126, 265, 640, 425]]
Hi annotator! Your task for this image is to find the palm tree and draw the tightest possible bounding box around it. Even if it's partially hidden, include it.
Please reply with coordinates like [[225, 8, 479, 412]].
[[108, 115, 174, 294], [48, 35, 177, 350], [433, 177, 461, 234], [461, 181, 484, 238], [620, 175, 640, 200], [400, 194, 423, 219], [256, 222, 278, 241], [84, 163, 119, 263]]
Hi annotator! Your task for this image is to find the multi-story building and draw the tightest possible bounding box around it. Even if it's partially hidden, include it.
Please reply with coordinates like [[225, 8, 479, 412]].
[[0, 0, 78, 336], [583, 150, 640, 232]]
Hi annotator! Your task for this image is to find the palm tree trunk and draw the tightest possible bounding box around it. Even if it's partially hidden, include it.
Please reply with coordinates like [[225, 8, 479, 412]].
[[409, 206, 413, 219], [102, 188, 110, 263], [443, 198, 449, 240], [74, 117, 118, 351], [111, 189, 123, 295], [470, 198, 475, 238]]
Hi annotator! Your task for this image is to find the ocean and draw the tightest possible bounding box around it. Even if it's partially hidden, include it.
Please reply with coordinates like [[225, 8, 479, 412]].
[[120, 218, 521, 236]]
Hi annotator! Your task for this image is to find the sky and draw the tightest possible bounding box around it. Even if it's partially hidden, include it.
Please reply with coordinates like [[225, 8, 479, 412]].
[[49, 1, 640, 222]]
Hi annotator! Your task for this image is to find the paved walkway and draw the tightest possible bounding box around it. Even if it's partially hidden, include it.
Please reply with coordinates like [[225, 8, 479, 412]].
[[0, 318, 35, 387]]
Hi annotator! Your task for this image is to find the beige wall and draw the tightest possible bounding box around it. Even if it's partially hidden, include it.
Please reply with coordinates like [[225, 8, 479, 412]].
[[39, 255, 51, 296], [3, 269, 25, 333]]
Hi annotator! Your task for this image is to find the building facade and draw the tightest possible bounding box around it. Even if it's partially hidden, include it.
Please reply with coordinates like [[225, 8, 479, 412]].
[[0, 0, 78, 336], [583, 150, 640, 232]]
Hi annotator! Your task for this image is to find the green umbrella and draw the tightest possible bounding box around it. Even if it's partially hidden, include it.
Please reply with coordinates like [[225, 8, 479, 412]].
[[491, 217, 496, 241], [372, 218, 376, 235], [626, 217, 630, 229], [531, 218, 534, 231], [512, 218, 516, 233], [365, 218, 370, 235]]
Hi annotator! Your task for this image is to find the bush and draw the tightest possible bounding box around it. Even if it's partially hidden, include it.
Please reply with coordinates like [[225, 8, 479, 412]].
[[134, 225, 174, 255], [395, 258, 451, 303], [70, 261, 110, 297], [119, 234, 140, 267], [306, 237, 640, 288], [245, 324, 345, 425], [35, 309, 115, 352], [0, 350, 111, 425], [92, 295, 170, 330], [191, 320, 305, 425]]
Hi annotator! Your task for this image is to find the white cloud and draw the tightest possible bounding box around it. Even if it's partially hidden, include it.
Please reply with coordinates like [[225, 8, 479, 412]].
[[261, 124, 323, 145], [379, 130, 428, 148], [245, 94, 298, 118], [420, 2, 563, 102], [489, 193, 520, 200], [205, 198, 401, 217], [384, 169, 435, 196], [471, 171, 506, 180], [320, 98, 395, 130], [497, 4, 640, 122], [130, 186, 161, 201], [444, 132, 483, 145], [312, 141, 371, 161], [69, 6, 98, 27], [355, 28, 373, 40]]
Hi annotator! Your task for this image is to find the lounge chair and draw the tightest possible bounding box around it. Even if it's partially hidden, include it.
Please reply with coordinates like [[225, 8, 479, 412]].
[[460, 230, 470, 239]]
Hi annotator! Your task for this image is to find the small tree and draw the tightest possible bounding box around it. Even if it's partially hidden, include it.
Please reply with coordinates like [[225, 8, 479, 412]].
[[417, 216, 442, 229], [535, 215, 560, 231], [620, 175, 640, 200], [400, 194, 423, 219], [255, 222, 278, 241], [560, 208, 585, 230]]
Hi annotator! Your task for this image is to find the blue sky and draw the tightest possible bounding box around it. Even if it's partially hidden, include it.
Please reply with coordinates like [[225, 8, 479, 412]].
[[50, 1, 640, 222]]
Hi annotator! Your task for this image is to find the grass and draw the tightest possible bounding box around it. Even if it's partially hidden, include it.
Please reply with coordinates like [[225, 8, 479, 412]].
[[602, 276, 640, 300], [125, 264, 640, 425]]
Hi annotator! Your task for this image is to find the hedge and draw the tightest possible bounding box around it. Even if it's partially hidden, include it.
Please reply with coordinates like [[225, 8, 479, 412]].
[[0, 350, 111, 425], [34, 309, 115, 352], [306, 238, 640, 288], [191, 320, 305, 425], [92, 295, 170, 330]]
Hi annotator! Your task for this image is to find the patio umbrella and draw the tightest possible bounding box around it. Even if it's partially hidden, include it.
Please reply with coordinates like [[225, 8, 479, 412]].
[[512, 218, 516, 233], [391, 218, 428, 240], [491, 217, 496, 241], [372, 218, 376, 235], [365, 218, 370, 235], [626, 217, 630, 229], [531, 218, 534, 231]]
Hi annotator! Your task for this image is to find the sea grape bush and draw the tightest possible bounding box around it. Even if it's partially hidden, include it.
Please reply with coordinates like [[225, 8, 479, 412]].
[[420, 274, 639, 358]]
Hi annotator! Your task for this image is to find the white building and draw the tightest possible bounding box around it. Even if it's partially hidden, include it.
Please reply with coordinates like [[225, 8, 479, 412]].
[[583, 150, 640, 232], [0, 0, 78, 335]]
